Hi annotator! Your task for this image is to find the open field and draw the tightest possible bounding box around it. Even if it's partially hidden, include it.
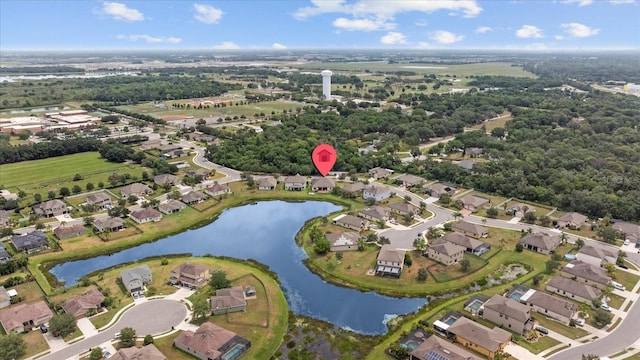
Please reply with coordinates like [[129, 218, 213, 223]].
[[296, 61, 537, 78], [0, 152, 145, 203], [468, 114, 513, 131]]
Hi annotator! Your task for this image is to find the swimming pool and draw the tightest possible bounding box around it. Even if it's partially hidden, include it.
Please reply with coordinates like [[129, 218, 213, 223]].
[[222, 344, 246, 360]]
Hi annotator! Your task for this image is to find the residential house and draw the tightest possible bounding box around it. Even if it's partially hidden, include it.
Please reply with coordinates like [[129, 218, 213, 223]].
[[441, 232, 491, 256], [450, 221, 489, 239], [0, 286, 10, 309], [612, 221, 640, 243], [577, 245, 617, 267], [468, 147, 484, 157], [204, 184, 232, 197], [11, 231, 49, 254], [53, 224, 86, 240], [546, 276, 602, 305], [61, 288, 105, 318], [341, 182, 366, 194], [284, 174, 307, 191], [394, 174, 425, 187], [0, 243, 11, 263], [256, 176, 277, 190], [185, 168, 211, 180], [32, 199, 67, 218], [363, 185, 391, 202], [368, 167, 394, 179], [0, 209, 9, 227], [158, 200, 186, 214], [173, 322, 251, 360], [457, 195, 490, 212], [326, 232, 360, 252], [427, 238, 465, 266], [560, 260, 611, 290], [130, 208, 163, 224], [557, 212, 588, 229], [153, 174, 181, 187], [375, 245, 405, 278], [0, 301, 53, 333], [333, 214, 369, 231], [518, 233, 561, 255], [111, 344, 167, 360], [506, 203, 535, 217], [120, 265, 153, 293], [170, 262, 211, 289], [93, 217, 125, 233], [310, 177, 335, 192], [181, 191, 207, 205], [457, 160, 476, 172], [482, 294, 533, 335], [388, 202, 419, 216], [120, 183, 153, 198], [447, 317, 511, 359], [210, 286, 247, 315], [358, 206, 390, 222], [161, 148, 185, 159], [518, 289, 577, 324], [409, 334, 482, 360], [423, 182, 457, 198], [86, 193, 112, 210]]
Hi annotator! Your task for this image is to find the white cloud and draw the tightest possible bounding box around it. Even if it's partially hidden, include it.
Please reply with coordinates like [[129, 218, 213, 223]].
[[380, 32, 407, 45], [117, 34, 182, 43], [213, 41, 240, 50], [332, 17, 395, 31], [475, 26, 492, 34], [562, 22, 600, 37], [294, 0, 482, 20], [516, 25, 544, 38], [430, 30, 464, 44], [101, 2, 144, 21], [416, 42, 434, 49], [562, 0, 594, 6], [610, 0, 635, 3], [193, 3, 224, 24], [272, 43, 287, 49], [554, 35, 565, 40], [415, 19, 428, 27]]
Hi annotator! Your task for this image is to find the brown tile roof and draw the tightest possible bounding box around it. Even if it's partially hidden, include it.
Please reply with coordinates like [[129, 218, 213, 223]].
[[341, 182, 366, 193], [205, 183, 230, 194], [174, 322, 237, 359], [441, 232, 485, 251], [61, 289, 105, 318], [284, 174, 306, 184], [86, 193, 111, 204], [388, 201, 418, 214], [210, 286, 246, 312], [612, 221, 640, 236], [448, 317, 511, 353], [459, 195, 490, 208], [451, 221, 488, 236], [335, 214, 367, 229], [484, 294, 531, 323], [130, 208, 162, 221], [172, 262, 210, 278], [377, 245, 405, 263], [430, 238, 466, 256], [53, 224, 86, 239], [546, 276, 602, 301], [395, 174, 425, 185], [519, 233, 560, 252], [0, 301, 53, 332], [181, 191, 207, 204], [153, 174, 181, 186], [562, 260, 611, 285], [121, 183, 153, 196], [410, 335, 481, 360], [93, 217, 125, 231], [578, 245, 617, 260], [310, 177, 335, 189], [558, 212, 588, 226], [111, 344, 166, 360], [524, 291, 577, 319], [358, 206, 389, 220], [256, 176, 277, 188]]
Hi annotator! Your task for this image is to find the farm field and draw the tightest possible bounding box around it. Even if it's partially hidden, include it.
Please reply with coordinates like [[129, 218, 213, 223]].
[[0, 152, 145, 201]]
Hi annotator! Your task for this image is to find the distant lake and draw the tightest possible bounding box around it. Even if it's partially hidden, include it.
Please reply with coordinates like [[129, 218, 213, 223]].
[[50, 200, 425, 334]]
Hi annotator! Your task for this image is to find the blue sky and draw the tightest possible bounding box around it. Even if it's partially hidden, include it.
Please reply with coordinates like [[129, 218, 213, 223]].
[[1, 0, 639, 50]]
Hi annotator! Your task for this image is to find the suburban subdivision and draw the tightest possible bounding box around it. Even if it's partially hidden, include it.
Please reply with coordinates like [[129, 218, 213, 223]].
[[1, 47, 639, 360]]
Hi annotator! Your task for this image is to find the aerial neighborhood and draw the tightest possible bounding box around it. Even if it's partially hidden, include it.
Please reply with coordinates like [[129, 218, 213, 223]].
[[0, 38, 639, 360]]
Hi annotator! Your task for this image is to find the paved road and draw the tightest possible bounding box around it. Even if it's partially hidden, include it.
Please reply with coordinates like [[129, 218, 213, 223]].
[[182, 140, 242, 184], [40, 300, 186, 360], [548, 296, 640, 360]]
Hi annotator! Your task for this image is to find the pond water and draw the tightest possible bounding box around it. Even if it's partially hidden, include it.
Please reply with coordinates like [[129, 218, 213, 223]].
[[50, 200, 425, 334]]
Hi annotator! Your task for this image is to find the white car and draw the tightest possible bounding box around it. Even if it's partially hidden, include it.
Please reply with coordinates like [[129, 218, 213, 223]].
[[600, 303, 612, 312], [612, 281, 626, 291], [624, 239, 630, 246], [575, 318, 585, 327]]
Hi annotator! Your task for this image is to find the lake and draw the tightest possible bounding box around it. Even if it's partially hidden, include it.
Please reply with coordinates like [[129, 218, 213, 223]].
[[50, 200, 425, 334]]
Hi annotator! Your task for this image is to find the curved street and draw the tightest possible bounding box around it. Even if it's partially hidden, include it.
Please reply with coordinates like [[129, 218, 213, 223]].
[[39, 299, 186, 360]]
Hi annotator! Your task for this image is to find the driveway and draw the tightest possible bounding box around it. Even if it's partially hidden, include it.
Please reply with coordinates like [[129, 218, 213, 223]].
[[36, 299, 187, 360]]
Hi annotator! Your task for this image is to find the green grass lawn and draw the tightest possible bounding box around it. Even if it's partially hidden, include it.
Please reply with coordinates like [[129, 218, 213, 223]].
[[614, 270, 640, 292], [20, 330, 50, 359], [533, 316, 589, 340]]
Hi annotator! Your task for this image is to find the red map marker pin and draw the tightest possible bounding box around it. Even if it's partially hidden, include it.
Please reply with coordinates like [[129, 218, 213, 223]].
[[312, 144, 337, 177]]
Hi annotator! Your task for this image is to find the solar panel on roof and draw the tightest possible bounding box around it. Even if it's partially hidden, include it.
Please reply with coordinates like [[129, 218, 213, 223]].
[[424, 350, 449, 360]]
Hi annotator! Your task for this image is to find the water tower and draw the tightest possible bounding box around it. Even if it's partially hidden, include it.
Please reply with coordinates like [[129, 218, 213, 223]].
[[321, 70, 332, 100]]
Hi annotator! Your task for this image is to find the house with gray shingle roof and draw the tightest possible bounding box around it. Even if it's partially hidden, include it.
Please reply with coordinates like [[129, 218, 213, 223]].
[[358, 206, 390, 222], [450, 221, 488, 239], [428, 238, 465, 266], [181, 191, 207, 205], [204, 183, 231, 197], [333, 214, 369, 231], [11, 231, 49, 254], [557, 212, 588, 229], [363, 185, 391, 202], [441, 232, 490, 255], [518, 233, 560, 255], [457, 195, 490, 212], [388, 201, 419, 216], [86, 193, 112, 210], [560, 260, 611, 290], [130, 208, 162, 224], [482, 294, 533, 335], [284, 174, 307, 191], [53, 224, 86, 240], [341, 182, 366, 194], [447, 317, 511, 359], [577, 245, 617, 267], [120, 183, 153, 198], [32, 199, 67, 218], [376, 245, 405, 278], [310, 177, 335, 192], [394, 174, 425, 187], [159, 200, 186, 214], [256, 176, 277, 190], [93, 217, 125, 233], [120, 265, 152, 293], [326, 232, 360, 252], [546, 276, 602, 304]]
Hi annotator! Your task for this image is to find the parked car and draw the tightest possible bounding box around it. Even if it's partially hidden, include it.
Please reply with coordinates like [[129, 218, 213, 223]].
[[617, 263, 629, 269], [133, 292, 139, 299], [575, 318, 585, 327], [624, 239, 630, 246], [612, 282, 626, 291], [600, 303, 612, 312], [39, 324, 48, 333], [535, 326, 549, 334]]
